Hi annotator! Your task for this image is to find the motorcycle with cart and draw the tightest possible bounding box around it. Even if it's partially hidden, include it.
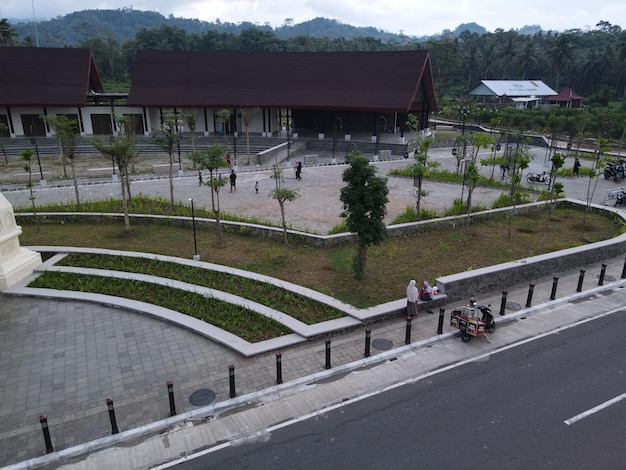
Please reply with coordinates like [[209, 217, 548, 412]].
[[450, 296, 495, 342]]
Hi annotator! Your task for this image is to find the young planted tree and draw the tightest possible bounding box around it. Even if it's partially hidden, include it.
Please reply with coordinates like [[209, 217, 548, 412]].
[[269, 165, 300, 256], [183, 111, 198, 153], [216, 108, 233, 161], [42, 115, 81, 207], [0, 122, 8, 164], [92, 118, 140, 232], [546, 152, 566, 225], [405, 115, 438, 217], [505, 145, 531, 239], [340, 152, 389, 279], [152, 114, 179, 210], [20, 149, 40, 231], [584, 138, 611, 223], [188, 145, 228, 245], [240, 107, 260, 165]]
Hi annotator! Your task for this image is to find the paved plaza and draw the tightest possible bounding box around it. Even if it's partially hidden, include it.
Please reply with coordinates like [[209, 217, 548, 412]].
[[1, 145, 625, 468]]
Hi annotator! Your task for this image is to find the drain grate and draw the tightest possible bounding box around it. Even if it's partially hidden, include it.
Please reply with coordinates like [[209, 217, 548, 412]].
[[189, 389, 216, 406], [506, 302, 522, 311], [371, 338, 393, 350], [599, 274, 616, 282]]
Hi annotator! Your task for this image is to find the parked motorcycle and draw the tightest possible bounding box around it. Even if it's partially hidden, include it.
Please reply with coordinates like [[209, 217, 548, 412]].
[[526, 171, 551, 185], [450, 296, 496, 343], [615, 188, 626, 206]]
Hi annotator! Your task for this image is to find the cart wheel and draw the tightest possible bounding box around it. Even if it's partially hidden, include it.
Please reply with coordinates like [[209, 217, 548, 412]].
[[488, 321, 496, 334], [461, 332, 472, 342]]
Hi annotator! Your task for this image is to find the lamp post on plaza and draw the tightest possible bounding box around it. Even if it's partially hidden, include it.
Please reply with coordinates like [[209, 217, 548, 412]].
[[188, 198, 199, 261], [452, 137, 473, 202], [29, 126, 45, 186], [286, 121, 292, 163], [177, 131, 183, 176], [374, 115, 387, 160], [457, 105, 470, 136], [345, 142, 359, 164], [332, 117, 343, 164]]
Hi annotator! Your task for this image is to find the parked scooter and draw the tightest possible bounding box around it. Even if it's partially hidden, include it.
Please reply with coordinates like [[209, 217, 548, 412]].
[[615, 188, 626, 206], [526, 171, 551, 185]]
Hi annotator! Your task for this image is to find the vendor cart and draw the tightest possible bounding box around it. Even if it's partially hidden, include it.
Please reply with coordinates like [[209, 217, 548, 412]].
[[450, 302, 495, 342]]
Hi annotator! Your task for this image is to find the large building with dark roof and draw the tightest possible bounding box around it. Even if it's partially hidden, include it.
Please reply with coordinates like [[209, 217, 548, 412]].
[[0, 47, 438, 142]]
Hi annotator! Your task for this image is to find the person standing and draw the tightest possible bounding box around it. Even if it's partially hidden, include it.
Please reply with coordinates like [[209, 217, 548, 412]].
[[295, 161, 302, 180], [255, 181, 259, 194], [198, 171, 203, 186], [573, 158, 581, 175], [229, 169, 237, 192], [406, 280, 418, 319]]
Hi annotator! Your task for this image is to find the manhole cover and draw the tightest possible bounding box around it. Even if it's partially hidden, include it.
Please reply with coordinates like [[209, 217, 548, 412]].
[[506, 302, 522, 311], [371, 338, 393, 350], [598, 274, 616, 282], [189, 389, 216, 406]]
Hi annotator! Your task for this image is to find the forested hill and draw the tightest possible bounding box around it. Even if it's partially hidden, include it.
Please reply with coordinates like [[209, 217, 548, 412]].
[[9, 8, 537, 47]]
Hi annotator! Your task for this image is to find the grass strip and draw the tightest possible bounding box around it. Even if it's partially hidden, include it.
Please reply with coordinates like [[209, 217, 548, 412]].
[[28, 271, 291, 342], [55, 253, 346, 324]]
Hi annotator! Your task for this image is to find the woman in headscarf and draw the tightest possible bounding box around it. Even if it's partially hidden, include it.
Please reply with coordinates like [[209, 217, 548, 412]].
[[406, 280, 419, 318], [420, 280, 435, 301]]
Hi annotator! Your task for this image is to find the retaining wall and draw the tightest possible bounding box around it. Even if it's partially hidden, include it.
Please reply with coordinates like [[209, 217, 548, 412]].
[[14, 199, 626, 306]]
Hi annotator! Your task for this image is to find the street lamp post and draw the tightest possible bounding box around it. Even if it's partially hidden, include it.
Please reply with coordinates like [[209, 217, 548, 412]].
[[29, 125, 46, 186], [458, 105, 470, 136], [177, 132, 183, 176], [188, 198, 199, 261], [332, 117, 343, 164], [286, 120, 292, 163], [374, 116, 387, 160], [345, 142, 359, 164]]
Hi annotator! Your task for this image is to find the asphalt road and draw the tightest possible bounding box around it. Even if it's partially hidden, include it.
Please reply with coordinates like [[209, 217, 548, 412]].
[[169, 311, 626, 470]]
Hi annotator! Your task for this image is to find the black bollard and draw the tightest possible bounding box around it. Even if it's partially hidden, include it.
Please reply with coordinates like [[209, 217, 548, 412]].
[[276, 352, 283, 385], [577, 270, 586, 292], [39, 414, 54, 454], [167, 381, 176, 417], [325, 339, 331, 370], [364, 329, 371, 358], [550, 277, 559, 300], [405, 317, 412, 344], [598, 263, 607, 286], [437, 308, 445, 334], [106, 398, 120, 434], [622, 258, 626, 279], [499, 291, 508, 316], [525, 284, 535, 308], [229, 365, 236, 398]]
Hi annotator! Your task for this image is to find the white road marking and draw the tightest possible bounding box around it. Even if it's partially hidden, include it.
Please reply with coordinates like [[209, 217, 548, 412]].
[[152, 308, 623, 468], [564, 392, 626, 426]]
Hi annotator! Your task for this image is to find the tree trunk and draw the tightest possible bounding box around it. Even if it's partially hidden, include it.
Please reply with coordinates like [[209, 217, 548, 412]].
[[120, 167, 131, 232], [70, 159, 80, 208], [168, 151, 175, 210], [215, 209, 223, 245], [357, 241, 368, 279], [279, 201, 288, 256]]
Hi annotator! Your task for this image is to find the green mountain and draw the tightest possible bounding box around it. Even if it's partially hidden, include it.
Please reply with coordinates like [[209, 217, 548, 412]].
[[8, 8, 541, 47]]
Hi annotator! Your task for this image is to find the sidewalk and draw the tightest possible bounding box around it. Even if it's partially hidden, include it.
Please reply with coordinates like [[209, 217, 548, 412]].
[[1, 147, 625, 468]]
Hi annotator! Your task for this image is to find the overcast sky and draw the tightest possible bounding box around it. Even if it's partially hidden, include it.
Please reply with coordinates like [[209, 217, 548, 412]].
[[3, 1, 626, 37]]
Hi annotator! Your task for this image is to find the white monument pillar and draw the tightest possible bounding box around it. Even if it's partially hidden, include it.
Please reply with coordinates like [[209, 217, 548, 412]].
[[0, 192, 42, 290]]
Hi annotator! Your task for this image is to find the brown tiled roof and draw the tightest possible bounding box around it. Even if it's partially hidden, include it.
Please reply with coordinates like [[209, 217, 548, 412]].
[[127, 50, 438, 112], [0, 47, 104, 107], [547, 87, 585, 102]]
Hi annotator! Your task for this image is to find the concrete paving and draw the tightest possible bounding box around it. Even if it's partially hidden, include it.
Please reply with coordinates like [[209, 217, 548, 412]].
[[1, 144, 625, 468]]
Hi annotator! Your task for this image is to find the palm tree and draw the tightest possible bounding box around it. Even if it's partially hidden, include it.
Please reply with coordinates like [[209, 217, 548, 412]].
[[517, 40, 540, 80], [548, 34, 575, 90], [0, 18, 17, 46]]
